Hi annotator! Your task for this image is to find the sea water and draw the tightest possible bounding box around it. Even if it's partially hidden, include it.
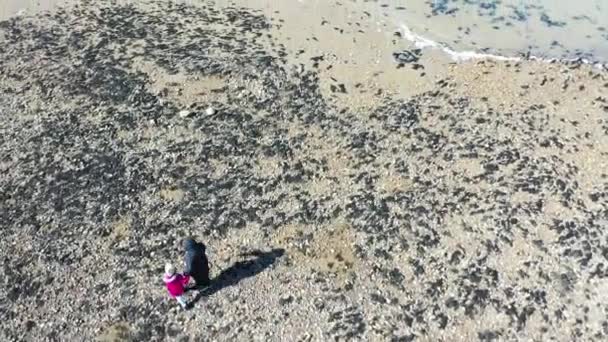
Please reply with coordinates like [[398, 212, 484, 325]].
[[372, 0, 607, 63]]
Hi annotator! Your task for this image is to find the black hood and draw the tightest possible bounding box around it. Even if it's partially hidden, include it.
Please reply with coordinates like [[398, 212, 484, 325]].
[[183, 238, 197, 251], [184, 238, 205, 252]]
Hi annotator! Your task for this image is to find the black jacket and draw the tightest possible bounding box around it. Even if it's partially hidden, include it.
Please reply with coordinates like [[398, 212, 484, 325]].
[[183, 239, 209, 279]]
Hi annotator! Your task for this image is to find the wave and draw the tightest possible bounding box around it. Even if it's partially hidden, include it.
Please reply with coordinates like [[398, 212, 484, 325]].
[[398, 24, 607, 70]]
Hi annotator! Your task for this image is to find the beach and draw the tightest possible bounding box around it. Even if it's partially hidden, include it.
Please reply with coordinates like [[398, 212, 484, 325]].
[[1, 1, 607, 341]]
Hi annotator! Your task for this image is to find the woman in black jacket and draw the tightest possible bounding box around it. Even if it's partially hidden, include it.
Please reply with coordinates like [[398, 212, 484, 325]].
[[183, 238, 210, 287]]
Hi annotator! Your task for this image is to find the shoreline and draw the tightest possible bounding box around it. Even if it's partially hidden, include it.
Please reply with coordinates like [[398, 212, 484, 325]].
[[398, 23, 608, 69]]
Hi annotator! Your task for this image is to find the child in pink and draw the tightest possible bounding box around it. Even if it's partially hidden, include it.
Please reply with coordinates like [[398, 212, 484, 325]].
[[163, 263, 190, 309]]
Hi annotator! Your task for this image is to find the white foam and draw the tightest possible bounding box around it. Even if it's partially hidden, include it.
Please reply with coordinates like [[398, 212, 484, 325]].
[[399, 24, 520, 62], [399, 24, 438, 50], [398, 23, 607, 70]]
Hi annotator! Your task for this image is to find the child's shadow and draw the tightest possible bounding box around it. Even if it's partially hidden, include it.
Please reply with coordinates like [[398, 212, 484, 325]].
[[190, 248, 285, 306]]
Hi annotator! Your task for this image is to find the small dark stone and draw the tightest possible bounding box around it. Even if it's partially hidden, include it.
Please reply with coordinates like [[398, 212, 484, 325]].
[[479, 330, 499, 341], [392, 50, 419, 64], [279, 295, 294, 306], [25, 321, 36, 331]]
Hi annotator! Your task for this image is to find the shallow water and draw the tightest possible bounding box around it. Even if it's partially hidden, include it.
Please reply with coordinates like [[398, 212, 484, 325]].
[[369, 0, 608, 62]]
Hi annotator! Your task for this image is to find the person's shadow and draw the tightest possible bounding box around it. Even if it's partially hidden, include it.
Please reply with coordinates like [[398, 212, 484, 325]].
[[190, 248, 285, 306]]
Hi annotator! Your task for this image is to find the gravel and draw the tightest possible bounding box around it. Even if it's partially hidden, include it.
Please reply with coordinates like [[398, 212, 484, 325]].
[[1, 1, 607, 341]]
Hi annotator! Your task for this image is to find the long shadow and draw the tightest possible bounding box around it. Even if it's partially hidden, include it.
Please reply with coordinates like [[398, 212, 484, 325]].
[[190, 248, 285, 306]]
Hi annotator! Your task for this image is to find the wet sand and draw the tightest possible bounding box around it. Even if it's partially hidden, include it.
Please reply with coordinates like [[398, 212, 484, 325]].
[[1, 1, 607, 341]]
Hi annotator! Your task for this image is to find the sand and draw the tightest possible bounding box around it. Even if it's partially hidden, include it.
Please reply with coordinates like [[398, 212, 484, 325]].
[[1, 0, 607, 341]]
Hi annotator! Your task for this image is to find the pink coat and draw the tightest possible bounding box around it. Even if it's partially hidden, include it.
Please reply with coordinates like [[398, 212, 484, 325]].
[[163, 273, 190, 297]]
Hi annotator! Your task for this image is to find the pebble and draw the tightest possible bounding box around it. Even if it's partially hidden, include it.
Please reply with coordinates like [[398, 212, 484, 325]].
[[178, 110, 192, 118], [206, 107, 216, 116]]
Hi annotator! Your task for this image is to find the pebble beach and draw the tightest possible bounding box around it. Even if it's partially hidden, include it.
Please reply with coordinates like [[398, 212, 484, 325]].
[[1, 1, 607, 341]]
